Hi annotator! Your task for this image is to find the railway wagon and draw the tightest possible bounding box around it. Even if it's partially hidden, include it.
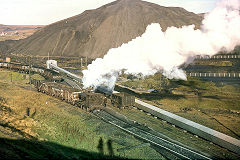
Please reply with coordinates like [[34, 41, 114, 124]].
[[41, 69, 62, 82], [111, 92, 135, 108], [0, 62, 5, 67], [0, 62, 63, 82], [0, 62, 17, 68], [0, 62, 24, 71], [78, 92, 105, 110], [9, 63, 22, 71], [32, 79, 81, 105], [31, 79, 105, 109], [29, 66, 62, 82], [31, 79, 42, 90]]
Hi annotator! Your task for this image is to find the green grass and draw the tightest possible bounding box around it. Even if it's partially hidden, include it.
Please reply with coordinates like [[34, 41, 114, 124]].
[[1, 69, 239, 159], [109, 101, 239, 159], [0, 69, 45, 83], [62, 67, 78, 70], [31, 74, 45, 80], [121, 74, 240, 111], [33, 103, 162, 159], [0, 70, 164, 159], [121, 72, 169, 90], [109, 105, 239, 159], [118, 73, 240, 139]]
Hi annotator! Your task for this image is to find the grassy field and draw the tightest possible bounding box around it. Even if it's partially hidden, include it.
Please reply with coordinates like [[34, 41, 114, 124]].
[[0, 69, 164, 159], [113, 75, 240, 159], [109, 106, 239, 159], [1, 69, 239, 159], [120, 75, 240, 139], [120, 75, 240, 137]]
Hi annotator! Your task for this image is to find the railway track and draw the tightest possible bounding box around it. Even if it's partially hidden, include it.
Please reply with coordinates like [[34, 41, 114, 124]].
[[94, 110, 212, 160]]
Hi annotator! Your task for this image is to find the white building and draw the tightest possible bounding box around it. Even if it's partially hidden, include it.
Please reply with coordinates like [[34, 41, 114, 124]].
[[46, 60, 57, 69]]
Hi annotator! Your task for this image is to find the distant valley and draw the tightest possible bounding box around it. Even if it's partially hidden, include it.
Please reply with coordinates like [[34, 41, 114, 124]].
[[0, 24, 44, 41]]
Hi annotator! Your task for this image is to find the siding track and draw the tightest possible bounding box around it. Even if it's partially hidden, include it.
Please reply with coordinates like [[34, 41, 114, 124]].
[[94, 110, 212, 160]]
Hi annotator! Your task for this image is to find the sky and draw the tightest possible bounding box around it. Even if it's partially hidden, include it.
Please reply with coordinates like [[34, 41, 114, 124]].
[[0, 0, 221, 25]]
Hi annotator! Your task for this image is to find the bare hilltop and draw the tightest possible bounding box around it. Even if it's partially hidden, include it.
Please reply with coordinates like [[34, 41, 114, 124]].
[[6, 0, 202, 58]]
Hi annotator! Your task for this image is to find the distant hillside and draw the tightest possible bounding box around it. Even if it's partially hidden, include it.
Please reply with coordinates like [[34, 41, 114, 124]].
[[0, 24, 43, 32], [7, 0, 202, 58], [0, 24, 44, 41]]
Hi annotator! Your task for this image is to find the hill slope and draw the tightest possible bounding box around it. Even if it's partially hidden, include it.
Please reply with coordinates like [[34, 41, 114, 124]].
[[8, 0, 202, 59]]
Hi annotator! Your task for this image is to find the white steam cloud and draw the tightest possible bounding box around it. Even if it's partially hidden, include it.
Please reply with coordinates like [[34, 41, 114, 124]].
[[82, 0, 240, 92]]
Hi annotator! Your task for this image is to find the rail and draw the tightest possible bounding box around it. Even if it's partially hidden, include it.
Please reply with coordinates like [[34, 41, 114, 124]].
[[94, 110, 211, 160], [135, 99, 240, 155]]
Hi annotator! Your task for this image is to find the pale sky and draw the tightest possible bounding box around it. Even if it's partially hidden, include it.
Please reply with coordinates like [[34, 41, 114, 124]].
[[0, 0, 221, 25]]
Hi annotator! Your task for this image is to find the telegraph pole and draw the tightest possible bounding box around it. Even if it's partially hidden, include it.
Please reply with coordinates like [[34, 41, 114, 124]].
[[28, 56, 31, 85], [85, 56, 88, 67], [10, 65, 12, 82], [80, 57, 83, 68]]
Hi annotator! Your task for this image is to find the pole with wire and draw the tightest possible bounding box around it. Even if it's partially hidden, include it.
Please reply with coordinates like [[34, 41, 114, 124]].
[[28, 56, 31, 85]]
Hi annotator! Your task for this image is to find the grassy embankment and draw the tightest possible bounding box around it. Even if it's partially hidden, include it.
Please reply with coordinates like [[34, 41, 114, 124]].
[[120, 74, 240, 137], [117, 73, 240, 158], [0, 69, 164, 159]]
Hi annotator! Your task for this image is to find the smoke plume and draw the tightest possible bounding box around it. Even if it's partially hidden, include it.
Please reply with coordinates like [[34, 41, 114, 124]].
[[82, 0, 240, 91]]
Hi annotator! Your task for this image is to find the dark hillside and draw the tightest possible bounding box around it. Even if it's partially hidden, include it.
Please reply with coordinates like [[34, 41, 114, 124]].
[[0, 40, 18, 55]]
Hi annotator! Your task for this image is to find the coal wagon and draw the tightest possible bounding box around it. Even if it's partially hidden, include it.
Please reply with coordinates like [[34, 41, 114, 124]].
[[31, 79, 82, 105], [31, 79, 105, 110], [111, 91, 135, 108], [78, 92, 105, 111]]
